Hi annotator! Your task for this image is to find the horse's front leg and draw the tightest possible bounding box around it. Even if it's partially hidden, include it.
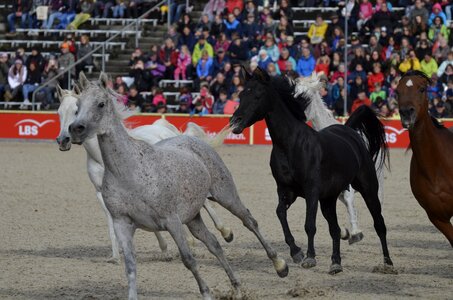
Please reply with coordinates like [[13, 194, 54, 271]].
[[276, 187, 303, 263], [113, 217, 138, 300], [301, 189, 319, 269]]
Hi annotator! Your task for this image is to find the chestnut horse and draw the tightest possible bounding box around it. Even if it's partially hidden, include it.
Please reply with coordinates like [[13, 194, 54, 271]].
[[396, 70, 453, 247]]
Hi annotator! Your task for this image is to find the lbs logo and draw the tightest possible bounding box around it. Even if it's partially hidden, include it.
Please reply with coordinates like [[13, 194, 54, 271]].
[[384, 126, 406, 144], [15, 119, 55, 136]]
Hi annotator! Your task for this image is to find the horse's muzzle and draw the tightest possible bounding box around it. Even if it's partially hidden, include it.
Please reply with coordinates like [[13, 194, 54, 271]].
[[229, 117, 244, 134], [400, 107, 416, 129], [69, 122, 87, 144], [57, 136, 72, 151]]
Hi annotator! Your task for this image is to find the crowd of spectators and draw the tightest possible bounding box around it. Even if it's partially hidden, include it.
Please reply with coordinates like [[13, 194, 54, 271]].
[[0, 34, 93, 109], [112, 0, 453, 117], [6, 0, 150, 36], [2, 0, 453, 117]]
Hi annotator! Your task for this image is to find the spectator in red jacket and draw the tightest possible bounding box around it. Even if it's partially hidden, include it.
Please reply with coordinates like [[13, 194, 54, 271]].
[[367, 63, 384, 93], [193, 84, 214, 113], [159, 38, 179, 79], [351, 90, 372, 112], [226, 0, 243, 14]]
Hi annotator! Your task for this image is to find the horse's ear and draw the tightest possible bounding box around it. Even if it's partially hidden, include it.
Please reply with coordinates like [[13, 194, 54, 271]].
[[98, 72, 109, 89], [239, 65, 252, 82], [73, 82, 81, 95], [252, 67, 270, 82], [56, 85, 64, 102], [79, 71, 89, 89]]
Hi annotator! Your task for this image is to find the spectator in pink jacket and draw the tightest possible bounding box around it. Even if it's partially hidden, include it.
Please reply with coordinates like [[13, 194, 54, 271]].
[[357, 0, 373, 31], [174, 45, 191, 80], [152, 88, 167, 106]]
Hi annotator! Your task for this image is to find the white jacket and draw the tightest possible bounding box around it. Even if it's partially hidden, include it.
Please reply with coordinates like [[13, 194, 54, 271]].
[[8, 66, 27, 89]]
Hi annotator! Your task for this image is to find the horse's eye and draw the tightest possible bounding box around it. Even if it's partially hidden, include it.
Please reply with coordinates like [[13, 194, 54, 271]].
[[420, 87, 425, 93], [98, 102, 105, 108]]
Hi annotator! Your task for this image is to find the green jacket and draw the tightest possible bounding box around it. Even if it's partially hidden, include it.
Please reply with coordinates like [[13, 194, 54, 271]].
[[192, 42, 214, 66], [420, 59, 438, 78], [428, 25, 449, 41]]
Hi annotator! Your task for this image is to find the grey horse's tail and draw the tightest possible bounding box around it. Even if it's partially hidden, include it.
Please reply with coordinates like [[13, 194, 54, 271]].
[[184, 122, 230, 148]]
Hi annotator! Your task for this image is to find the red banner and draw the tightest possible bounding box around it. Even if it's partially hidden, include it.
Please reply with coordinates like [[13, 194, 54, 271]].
[[1, 111, 451, 148]]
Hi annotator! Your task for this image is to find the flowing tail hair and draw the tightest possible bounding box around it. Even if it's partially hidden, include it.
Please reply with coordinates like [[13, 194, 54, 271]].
[[183, 122, 231, 148], [345, 105, 389, 171]]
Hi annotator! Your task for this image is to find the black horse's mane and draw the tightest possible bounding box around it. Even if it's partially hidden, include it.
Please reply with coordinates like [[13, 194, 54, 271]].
[[430, 115, 446, 129], [269, 76, 310, 122]]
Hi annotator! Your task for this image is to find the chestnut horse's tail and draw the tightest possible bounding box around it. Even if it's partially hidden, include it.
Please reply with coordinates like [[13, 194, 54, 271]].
[[345, 105, 389, 171]]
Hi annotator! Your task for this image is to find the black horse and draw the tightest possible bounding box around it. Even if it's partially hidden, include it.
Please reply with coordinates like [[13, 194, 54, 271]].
[[230, 67, 393, 274]]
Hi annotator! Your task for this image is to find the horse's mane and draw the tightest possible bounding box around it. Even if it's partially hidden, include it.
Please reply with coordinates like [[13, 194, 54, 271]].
[[269, 76, 309, 122], [401, 70, 432, 85], [430, 115, 446, 129]]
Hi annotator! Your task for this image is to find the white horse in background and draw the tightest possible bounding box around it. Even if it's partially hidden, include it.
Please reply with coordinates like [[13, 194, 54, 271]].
[[293, 73, 385, 244], [56, 85, 233, 263]]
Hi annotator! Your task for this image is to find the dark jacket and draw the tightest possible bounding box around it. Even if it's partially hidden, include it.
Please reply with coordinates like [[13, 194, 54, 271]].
[[26, 53, 46, 72], [25, 68, 42, 85], [0, 62, 9, 85], [13, 0, 31, 13]]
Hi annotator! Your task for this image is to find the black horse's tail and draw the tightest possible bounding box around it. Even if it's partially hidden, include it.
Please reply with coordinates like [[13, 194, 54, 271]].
[[345, 105, 389, 171]]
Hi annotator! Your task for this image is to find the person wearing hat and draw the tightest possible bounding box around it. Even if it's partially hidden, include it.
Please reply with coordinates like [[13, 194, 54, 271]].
[[6, 59, 27, 103], [191, 99, 209, 116], [212, 48, 230, 76], [428, 3, 447, 26], [57, 42, 75, 89], [155, 101, 168, 114]]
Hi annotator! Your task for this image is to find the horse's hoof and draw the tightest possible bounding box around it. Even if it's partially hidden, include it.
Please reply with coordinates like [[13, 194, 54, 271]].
[[274, 258, 289, 278], [341, 228, 350, 240], [106, 256, 120, 264], [222, 228, 234, 243], [349, 232, 364, 245], [292, 251, 304, 264], [372, 263, 398, 275], [328, 263, 343, 275], [301, 257, 317, 269]]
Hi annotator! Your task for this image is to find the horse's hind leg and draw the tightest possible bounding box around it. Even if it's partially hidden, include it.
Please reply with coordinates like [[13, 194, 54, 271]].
[[428, 216, 453, 247], [320, 198, 343, 274], [166, 216, 212, 300], [187, 214, 241, 297], [276, 187, 304, 263], [203, 200, 234, 243], [153, 232, 167, 253], [209, 190, 288, 278], [339, 188, 364, 244], [352, 169, 393, 266], [96, 191, 120, 263], [113, 217, 138, 300]]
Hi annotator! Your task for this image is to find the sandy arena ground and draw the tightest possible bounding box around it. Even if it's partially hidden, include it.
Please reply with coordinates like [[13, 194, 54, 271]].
[[0, 142, 452, 300]]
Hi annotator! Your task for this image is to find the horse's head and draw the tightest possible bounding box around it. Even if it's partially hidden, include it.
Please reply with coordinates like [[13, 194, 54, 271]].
[[396, 70, 431, 129], [56, 84, 81, 151], [230, 66, 272, 134], [69, 72, 120, 144]]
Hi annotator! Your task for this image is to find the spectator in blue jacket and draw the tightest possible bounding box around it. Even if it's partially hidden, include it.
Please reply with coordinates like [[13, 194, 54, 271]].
[[196, 50, 213, 82], [242, 14, 262, 38], [223, 13, 242, 39], [178, 26, 196, 52], [260, 38, 280, 62], [296, 47, 316, 76], [257, 50, 273, 71], [212, 48, 230, 76]]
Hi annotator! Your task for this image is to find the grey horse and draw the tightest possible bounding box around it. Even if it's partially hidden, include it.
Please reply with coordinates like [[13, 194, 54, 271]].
[[69, 73, 288, 300]]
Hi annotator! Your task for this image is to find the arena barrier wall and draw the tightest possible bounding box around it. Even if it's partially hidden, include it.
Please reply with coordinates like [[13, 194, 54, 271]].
[[1, 111, 451, 148]]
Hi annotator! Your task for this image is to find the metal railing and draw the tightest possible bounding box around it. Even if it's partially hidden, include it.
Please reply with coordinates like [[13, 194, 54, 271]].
[[31, 0, 167, 110]]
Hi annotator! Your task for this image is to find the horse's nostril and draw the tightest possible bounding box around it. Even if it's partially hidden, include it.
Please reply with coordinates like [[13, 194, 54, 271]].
[[63, 137, 70, 144], [76, 125, 85, 133]]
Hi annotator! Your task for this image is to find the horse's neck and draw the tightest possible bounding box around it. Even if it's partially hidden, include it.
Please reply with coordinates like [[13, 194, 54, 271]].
[[83, 136, 103, 167], [97, 117, 149, 177], [265, 96, 312, 150], [410, 113, 443, 167], [307, 103, 339, 131]]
